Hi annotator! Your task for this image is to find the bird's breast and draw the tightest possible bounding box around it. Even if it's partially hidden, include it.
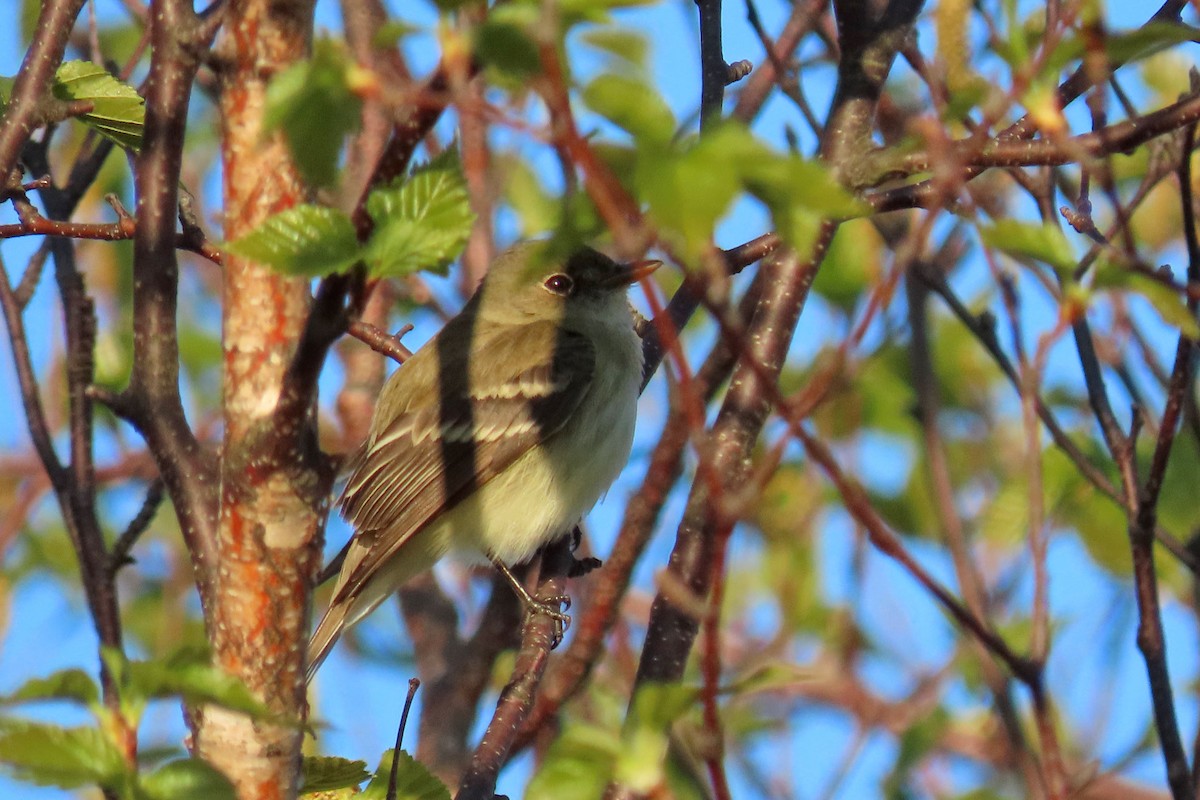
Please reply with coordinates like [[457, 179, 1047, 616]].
[[459, 322, 642, 565]]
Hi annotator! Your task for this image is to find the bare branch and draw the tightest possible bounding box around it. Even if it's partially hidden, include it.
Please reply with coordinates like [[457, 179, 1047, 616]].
[[0, 0, 88, 187]]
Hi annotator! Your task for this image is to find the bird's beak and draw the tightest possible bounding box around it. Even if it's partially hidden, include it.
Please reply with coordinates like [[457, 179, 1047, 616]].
[[607, 258, 661, 288]]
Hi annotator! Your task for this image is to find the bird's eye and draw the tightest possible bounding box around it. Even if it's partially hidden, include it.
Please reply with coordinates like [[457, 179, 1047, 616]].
[[543, 273, 574, 296]]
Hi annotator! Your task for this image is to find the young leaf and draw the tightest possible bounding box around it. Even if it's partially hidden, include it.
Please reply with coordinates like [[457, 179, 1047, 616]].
[[526, 725, 619, 800], [359, 749, 449, 800], [363, 150, 475, 278], [52, 61, 145, 151], [1093, 260, 1200, 339], [225, 205, 361, 277], [0, 720, 127, 789], [582, 74, 676, 148], [636, 134, 739, 257], [264, 38, 364, 187], [979, 220, 1077, 276], [125, 651, 275, 720], [140, 758, 236, 800], [614, 684, 697, 795], [474, 6, 542, 79], [580, 27, 650, 71], [1125, 273, 1200, 339], [1, 669, 99, 707], [300, 755, 371, 794]]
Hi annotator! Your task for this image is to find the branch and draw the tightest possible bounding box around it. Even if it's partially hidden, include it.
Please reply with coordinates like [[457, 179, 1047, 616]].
[[632, 234, 827, 688], [918, 265, 1199, 573], [0, 203, 223, 263], [127, 0, 220, 602], [455, 538, 573, 800], [0, 0, 88, 188], [732, 0, 826, 124], [284, 60, 458, 436], [905, 258, 1042, 792], [889, 89, 1200, 179], [822, 0, 924, 177], [866, 0, 1190, 210]]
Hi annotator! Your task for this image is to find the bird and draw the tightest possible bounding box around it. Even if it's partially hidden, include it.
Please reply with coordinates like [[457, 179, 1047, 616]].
[[306, 242, 657, 681]]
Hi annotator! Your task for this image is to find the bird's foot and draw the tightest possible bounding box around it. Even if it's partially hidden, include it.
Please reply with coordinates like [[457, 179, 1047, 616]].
[[491, 557, 573, 648], [524, 592, 572, 649]]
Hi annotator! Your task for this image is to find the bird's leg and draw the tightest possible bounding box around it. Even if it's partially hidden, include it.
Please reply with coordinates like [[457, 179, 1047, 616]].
[[490, 557, 572, 648], [568, 523, 603, 577]]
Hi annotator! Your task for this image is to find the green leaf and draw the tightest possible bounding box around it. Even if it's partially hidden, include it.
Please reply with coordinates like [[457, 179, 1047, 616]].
[[225, 205, 361, 277], [501, 156, 560, 236], [1045, 447, 1130, 575], [1047, 21, 1200, 77], [140, 759, 236, 800], [363, 149, 475, 278], [0, 720, 127, 789], [559, 0, 656, 24], [628, 683, 695, 731], [724, 122, 864, 220], [264, 38, 364, 187], [814, 219, 883, 310], [126, 650, 275, 720], [615, 684, 696, 794], [527, 725, 620, 800], [300, 756, 370, 794], [1093, 260, 1200, 339], [474, 6, 542, 79], [1126, 274, 1199, 339], [580, 27, 650, 71], [360, 750, 450, 800], [725, 661, 817, 695], [582, 74, 676, 148], [979, 220, 1077, 275], [636, 136, 739, 258], [2, 669, 99, 707], [52, 61, 145, 151]]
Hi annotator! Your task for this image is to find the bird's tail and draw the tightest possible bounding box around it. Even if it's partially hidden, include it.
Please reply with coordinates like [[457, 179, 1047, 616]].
[[306, 602, 349, 683]]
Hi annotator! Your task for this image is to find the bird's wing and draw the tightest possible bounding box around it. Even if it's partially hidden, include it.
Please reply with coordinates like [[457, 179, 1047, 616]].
[[329, 323, 596, 604]]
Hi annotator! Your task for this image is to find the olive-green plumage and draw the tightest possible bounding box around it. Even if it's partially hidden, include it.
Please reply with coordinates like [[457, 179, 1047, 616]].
[[306, 243, 652, 680]]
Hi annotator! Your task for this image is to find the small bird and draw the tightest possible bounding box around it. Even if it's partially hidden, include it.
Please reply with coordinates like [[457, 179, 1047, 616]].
[[306, 242, 657, 681]]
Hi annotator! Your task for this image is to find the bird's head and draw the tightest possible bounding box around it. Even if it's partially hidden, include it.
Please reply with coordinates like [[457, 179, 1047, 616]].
[[473, 242, 659, 328]]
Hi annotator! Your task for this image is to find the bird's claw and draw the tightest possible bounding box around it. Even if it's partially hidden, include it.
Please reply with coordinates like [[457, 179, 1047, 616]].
[[526, 593, 571, 648]]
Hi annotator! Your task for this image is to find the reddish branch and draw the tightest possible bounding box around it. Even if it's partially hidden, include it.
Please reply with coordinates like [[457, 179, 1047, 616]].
[[0, 204, 223, 263], [867, 0, 1191, 209], [906, 259, 1044, 793]]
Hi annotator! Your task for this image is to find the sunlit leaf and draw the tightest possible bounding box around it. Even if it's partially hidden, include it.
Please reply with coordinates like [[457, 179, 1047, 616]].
[[1, 669, 98, 707], [264, 38, 364, 187], [225, 205, 361, 277], [527, 725, 619, 800], [979, 220, 1077, 275], [359, 749, 449, 800], [118, 648, 275, 721], [300, 756, 370, 794], [580, 27, 649, 71], [364, 149, 475, 278], [51, 61, 145, 150], [583, 74, 676, 148], [0, 720, 126, 789]]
